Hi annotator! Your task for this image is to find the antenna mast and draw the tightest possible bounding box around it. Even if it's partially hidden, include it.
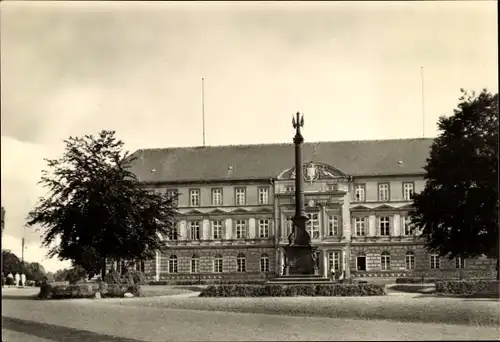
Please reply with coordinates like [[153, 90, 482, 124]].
[[202, 77, 206, 147]]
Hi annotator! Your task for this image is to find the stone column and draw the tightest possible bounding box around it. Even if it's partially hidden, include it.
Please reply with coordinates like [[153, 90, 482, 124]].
[[278, 249, 284, 275], [321, 204, 327, 238], [322, 250, 328, 278], [202, 219, 210, 240], [155, 251, 160, 281], [369, 215, 377, 236], [393, 214, 401, 236], [179, 220, 187, 240], [225, 218, 232, 240], [249, 218, 256, 238]]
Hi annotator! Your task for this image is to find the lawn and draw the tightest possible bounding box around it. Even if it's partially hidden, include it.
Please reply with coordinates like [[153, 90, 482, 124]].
[[138, 285, 205, 297], [108, 293, 500, 326]]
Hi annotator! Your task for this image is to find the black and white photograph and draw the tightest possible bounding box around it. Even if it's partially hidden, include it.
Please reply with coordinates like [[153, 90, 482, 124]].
[[1, 1, 498, 341]]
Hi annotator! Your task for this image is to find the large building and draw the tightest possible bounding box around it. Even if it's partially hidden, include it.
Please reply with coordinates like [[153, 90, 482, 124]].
[[117, 138, 496, 282]]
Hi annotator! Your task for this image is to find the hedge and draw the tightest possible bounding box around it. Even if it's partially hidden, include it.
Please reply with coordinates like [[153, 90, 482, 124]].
[[395, 277, 439, 284], [148, 280, 266, 286], [37, 282, 141, 299], [199, 284, 386, 297], [435, 280, 499, 297]]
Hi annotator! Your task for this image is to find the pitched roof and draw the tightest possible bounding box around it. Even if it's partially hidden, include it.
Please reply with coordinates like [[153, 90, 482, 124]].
[[129, 138, 434, 183]]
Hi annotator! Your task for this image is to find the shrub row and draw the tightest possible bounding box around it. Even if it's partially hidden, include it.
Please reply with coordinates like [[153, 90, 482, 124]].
[[37, 282, 141, 299], [148, 280, 266, 286], [435, 280, 499, 296], [199, 284, 386, 297], [395, 277, 439, 284]]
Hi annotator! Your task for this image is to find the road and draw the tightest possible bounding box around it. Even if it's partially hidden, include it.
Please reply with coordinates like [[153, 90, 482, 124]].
[[2, 288, 499, 341]]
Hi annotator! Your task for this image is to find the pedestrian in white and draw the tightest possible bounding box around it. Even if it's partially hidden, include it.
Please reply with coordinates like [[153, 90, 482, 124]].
[[330, 268, 336, 282], [21, 273, 27, 287], [14, 273, 20, 287]]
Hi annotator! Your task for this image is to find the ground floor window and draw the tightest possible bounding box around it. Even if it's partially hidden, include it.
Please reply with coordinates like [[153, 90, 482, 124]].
[[190, 255, 199, 273], [213, 255, 223, 273], [169, 255, 178, 273], [356, 255, 366, 271], [237, 253, 246, 272], [430, 254, 441, 269], [405, 251, 415, 270], [381, 252, 391, 270], [134, 259, 145, 273], [455, 257, 466, 269], [328, 251, 340, 271], [260, 254, 270, 272]]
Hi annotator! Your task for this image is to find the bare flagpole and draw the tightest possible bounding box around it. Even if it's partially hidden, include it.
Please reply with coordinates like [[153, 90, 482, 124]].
[[421, 66, 425, 138], [202, 77, 206, 147]]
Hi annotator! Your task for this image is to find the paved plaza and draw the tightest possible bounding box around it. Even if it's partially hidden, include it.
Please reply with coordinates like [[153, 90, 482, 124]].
[[2, 287, 499, 341]]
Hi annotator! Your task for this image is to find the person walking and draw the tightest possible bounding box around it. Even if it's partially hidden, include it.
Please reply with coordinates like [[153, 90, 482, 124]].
[[330, 268, 336, 282]]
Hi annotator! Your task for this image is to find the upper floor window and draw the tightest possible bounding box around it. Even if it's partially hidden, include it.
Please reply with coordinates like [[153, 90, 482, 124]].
[[354, 184, 365, 202], [378, 183, 390, 201], [455, 257, 466, 269], [354, 217, 366, 236], [166, 189, 179, 206], [189, 221, 201, 240], [168, 223, 178, 241], [212, 220, 223, 240], [381, 251, 391, 270], [258, 188, 269, 205], [235, 220, 247, 239], [285, 185, 295, 193], [258, 219, 270, 238], [402, 216, 413, 236], [190, 189, 200, 207], [327, 215, 339, 236], [212, 188, 223, 206], [430, 254, 441, 269], [379, 216, 390, 236], [237, 253, 246, 272], [235, 188, 246, 205], [403, 182, 414, 201], [306, 212, 320, 239]]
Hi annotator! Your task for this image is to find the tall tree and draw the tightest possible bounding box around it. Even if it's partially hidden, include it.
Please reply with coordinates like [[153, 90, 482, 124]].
[[410, 89, 499, 278], [27, 130, 177, 279]]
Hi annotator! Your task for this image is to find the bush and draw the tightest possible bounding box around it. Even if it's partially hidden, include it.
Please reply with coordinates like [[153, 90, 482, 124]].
[[147, 279, 266, 286], [395, 277, 439, 284], [435, 280, 499, 296], [199, 284, 386, 297]]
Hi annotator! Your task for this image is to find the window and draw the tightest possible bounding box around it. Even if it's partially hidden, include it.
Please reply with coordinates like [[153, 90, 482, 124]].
[[379, 216, 390, 236], [327, 215, 339, 236], [190, 255, 199, 273], [235, 220, 246, 239], [356, 255, 366, 271], [402, 216, 413, 236], [354, 217, 366, 236], [378, 183, 389, 201], [405, 251, 415, 270], [212, 220, 223, 240], [189, 221, 200, 240], [430, 254, 441, 269], [258, 188, 269, 204], [403, 182, 414, 200], [327, 183, 337, 191], [381, 251, 391, 270], [285, 216, 294, 236], [190, 189, 200, 207], [455, 257, 466, 269], [328, 251, 340, 271], [212, 188, 222, 206], [134, 259, 145, 272], [237, 253, 246, 272], [354, 184, 365, 202], [166, 189, 178, 206], [306, 213, 320, 239], [235, 188, 246, 205], [285, 185, 295, 193], [260, 254, 270, 272], [168, 223, 178, 240], [169, 255, 178, 273], [213, 255, 223, 273], [258, 219, 270, 238]]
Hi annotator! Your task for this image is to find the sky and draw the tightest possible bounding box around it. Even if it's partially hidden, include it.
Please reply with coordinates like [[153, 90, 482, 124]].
[[1, 1, 497, 272]]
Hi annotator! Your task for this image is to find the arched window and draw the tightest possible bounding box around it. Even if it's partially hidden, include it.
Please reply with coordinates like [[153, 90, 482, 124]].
[[190, 255, 199, 273], [405, 251, 415, 270], [260, 254, 270, 273], [237, 253, 246, 272], [213, 254, 223, 273], [381, 251, 391, 270], [169, 255, 178, 273]]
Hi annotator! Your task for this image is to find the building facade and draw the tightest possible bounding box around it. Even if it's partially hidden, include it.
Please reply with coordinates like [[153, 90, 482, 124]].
[[113, 139, 496, 282]]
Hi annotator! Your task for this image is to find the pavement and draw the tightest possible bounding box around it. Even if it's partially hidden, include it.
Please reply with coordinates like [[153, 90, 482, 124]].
[[2, 287, 499, 341]]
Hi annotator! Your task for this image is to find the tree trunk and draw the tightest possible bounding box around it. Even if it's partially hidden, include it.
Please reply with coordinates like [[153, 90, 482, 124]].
[[101, 257, 106, 280], [496, 259, 499, 281]]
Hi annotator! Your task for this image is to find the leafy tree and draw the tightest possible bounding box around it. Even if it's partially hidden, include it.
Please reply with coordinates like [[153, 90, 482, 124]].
[[27, 130, 177, 279], [410, 89, 499, 278], [2, 249, 22, 275]]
